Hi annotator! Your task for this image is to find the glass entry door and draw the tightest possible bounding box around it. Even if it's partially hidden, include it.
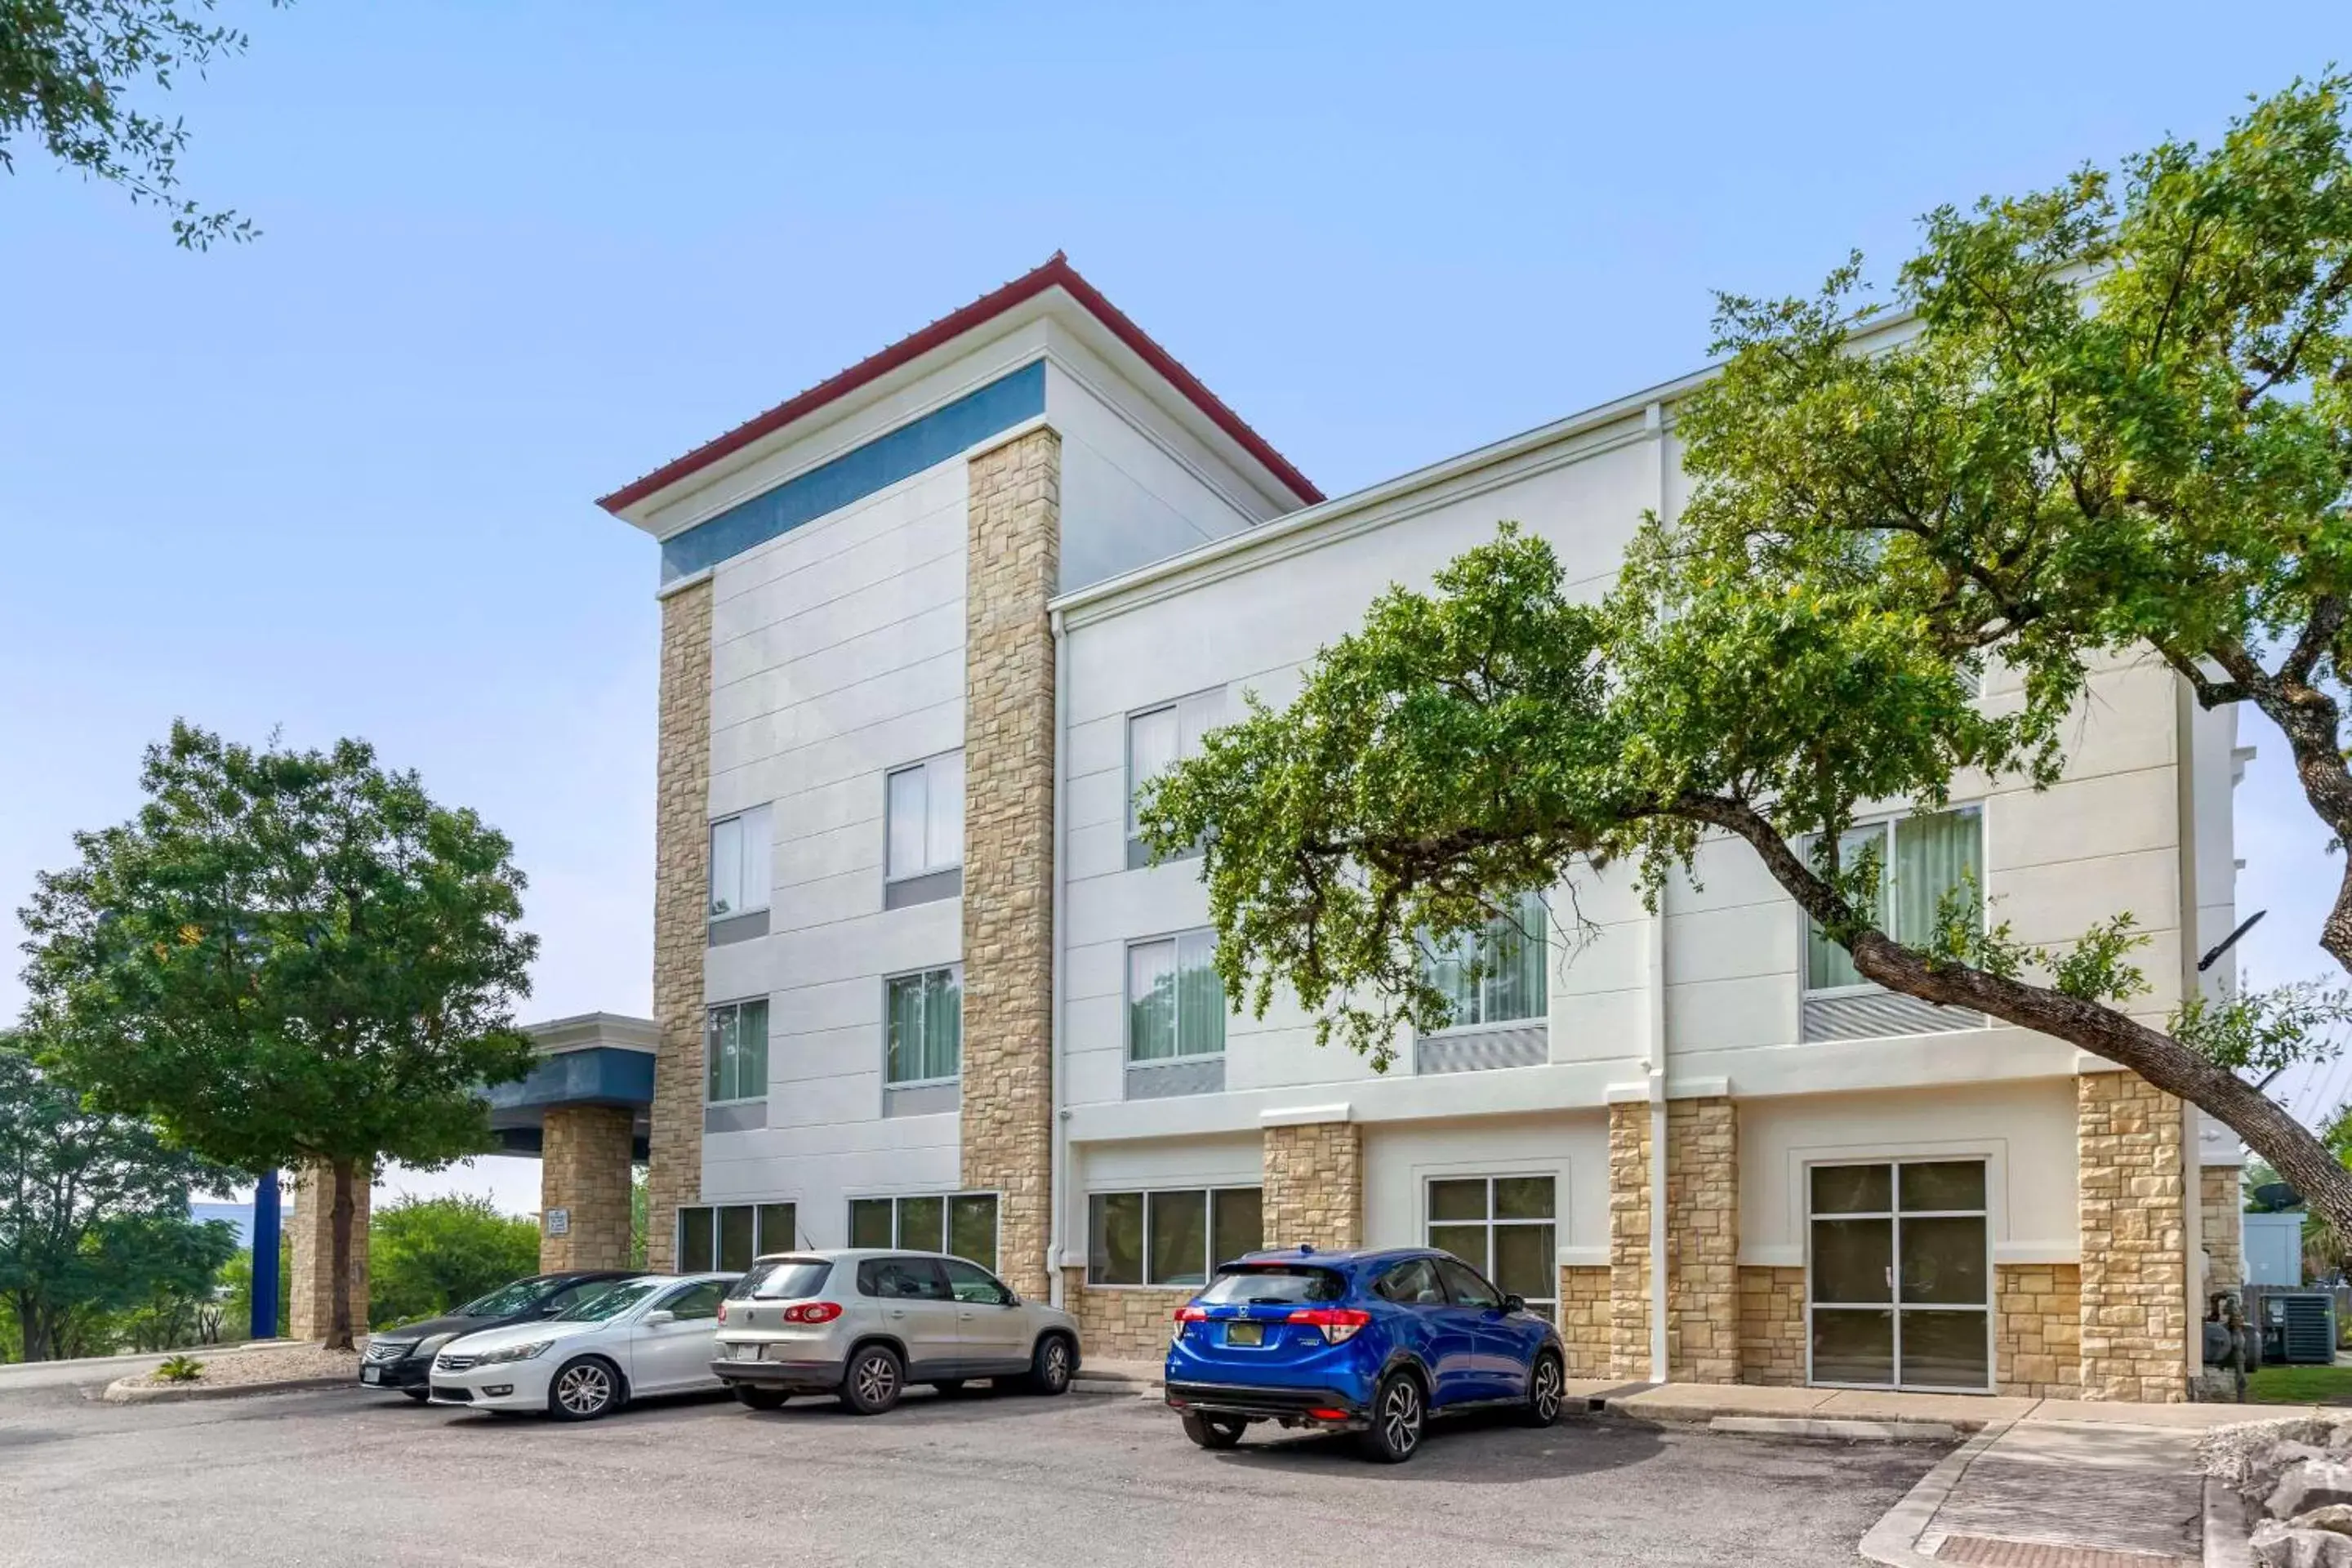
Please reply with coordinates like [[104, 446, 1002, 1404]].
[[1806, 1160, 1990, 1391]]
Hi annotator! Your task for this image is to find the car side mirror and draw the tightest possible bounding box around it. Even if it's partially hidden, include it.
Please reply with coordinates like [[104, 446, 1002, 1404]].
[[644, 1309, 675, 1325], [1502, 1294, 1526, 1315]]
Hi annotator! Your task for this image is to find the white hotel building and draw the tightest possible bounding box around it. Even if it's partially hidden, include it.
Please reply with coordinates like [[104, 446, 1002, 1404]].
[[591, 254, 2247, 1401]]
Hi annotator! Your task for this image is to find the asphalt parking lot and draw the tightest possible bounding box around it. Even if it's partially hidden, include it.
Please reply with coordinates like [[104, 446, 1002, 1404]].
[[0, 1378, 1941, 1567]]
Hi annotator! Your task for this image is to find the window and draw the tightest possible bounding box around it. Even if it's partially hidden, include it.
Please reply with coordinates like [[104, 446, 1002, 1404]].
[[941, 1257, 1014, 1305], [1422, 890, 1548, 1029], [675, 1200, 798, 1274], [1435, 1255, 1503, 1311], [1196, 1264, 1344, 1305], [1126, 931, 1226, 1062], [705, 999, 768, 1103], [858, 1256, 953, 1300], [1426, 1175, 1556, 1314], [661, 1280, 728, 1321], [1807, 1159, 1990, 1391], [1087, 1186, 1263, 1286], [847, 1192, 998, 1272], [1806, 808, 1983, 991], [885, 968, 962, 1085], [708, 806, 772, 920], [735, 1257, 831, 1301], [1375, 1257, 1448, 1306], [886, 752, 964, 880], [1127, 689, 1225, 840]]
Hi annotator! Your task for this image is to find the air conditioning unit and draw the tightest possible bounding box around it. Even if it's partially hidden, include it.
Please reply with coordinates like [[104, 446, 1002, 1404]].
[[2263, 1292, 2339, 1365]]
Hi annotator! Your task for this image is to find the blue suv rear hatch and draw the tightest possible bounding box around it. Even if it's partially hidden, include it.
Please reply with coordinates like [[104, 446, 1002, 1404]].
[[1166, 1263, 1372, 1405]]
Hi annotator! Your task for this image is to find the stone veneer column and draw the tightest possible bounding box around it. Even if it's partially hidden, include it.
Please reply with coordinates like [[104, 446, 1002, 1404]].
[[2201, 1165, 2244, 1297], [539, 1105, 637, 1272], [287, 1158, 369, 1343], [960, 426, 1060, 1302], [1736, 1267, 1806, 1386], [644, 578, 714, 1274], [1665, 1097, 1740, 1383], [1995, 1263, 2082, 1397], [1261, 1120, 1364, 1249], [2078, 1070, 2189, 1401], [1557, 1266, 1612, 1376], [1607, 1100, 1652, 1378]]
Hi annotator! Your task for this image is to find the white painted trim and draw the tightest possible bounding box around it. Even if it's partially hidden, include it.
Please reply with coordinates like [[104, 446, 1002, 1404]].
[[1992, 1242, 2081, 1264], [1669, 1076, 1731, 1101], [1259, 1103, 1352, 1128], [963, 411, 1055, 465], [1603, 1082, 1652, 1104], [1042, 340, 1277, 524], [656, 566, 714, 600], [1557, 1245, 1609, 1267], [1740, 1245, 1803, 1268], [1049, 607, 1069, 1303]]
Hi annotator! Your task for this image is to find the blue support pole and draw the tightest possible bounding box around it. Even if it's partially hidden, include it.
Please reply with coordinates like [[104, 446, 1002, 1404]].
[[250, 1169, 281, 1342]]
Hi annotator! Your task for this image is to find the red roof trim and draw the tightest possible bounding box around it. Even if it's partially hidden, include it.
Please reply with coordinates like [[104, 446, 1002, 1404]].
[[595, 253, 1321, 515]]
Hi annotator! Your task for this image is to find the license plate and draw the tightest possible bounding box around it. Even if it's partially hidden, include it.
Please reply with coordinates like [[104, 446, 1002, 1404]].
[[1225, 1321, 1263, 1348], [734, 1343, 760, 1361], [361, 1367, 381, 1384]]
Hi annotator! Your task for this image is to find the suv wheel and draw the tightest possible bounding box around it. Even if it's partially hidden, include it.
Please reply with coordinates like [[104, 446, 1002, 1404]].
[[733, 1384, 790, 1412], [1024, 1334, 1073, 1396], [1524, 1351, 1564, 1428], [840, 1345, 904, 1415], [548, 1357, 621, 1422], [1358, 1372, 1424, 1463], [1182, 1413, 1246, 1450]]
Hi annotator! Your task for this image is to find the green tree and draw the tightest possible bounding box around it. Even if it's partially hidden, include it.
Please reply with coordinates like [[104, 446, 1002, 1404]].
[[1141, 76, 2352, 1241], [18, 723, 540, 1349], [1, 0, 281, 247], [220, 1234, 290, 1340], [0, 1031, 235, 1361], [368, 1194, 539, 1330], [630, 1166, 647, 1270]]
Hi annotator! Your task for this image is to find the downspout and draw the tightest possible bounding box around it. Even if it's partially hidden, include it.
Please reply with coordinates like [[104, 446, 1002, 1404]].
[[1048, 607, 1070, 1307], [1644, 400, 1672, 1386]]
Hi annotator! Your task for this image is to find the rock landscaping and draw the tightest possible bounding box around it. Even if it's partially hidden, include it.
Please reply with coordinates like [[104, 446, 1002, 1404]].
[[103, 1342, 364, 1401], [2201, 1418, 2352, 1566]]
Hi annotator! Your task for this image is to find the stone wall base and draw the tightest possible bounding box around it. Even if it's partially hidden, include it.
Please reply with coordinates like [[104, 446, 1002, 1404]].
[[1559, 1265, 1610, 1377], [1996, 1262, 2082, 1398], [1736, 1266, 1806, 1387], [1061, 1268, 1188, 1361]]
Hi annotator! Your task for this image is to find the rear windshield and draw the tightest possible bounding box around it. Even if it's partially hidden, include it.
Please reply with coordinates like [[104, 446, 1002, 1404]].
[[555, 1281, 659, 1322], [733, 1258, 834, 1301], [1194, 1266, 1347, 1306]]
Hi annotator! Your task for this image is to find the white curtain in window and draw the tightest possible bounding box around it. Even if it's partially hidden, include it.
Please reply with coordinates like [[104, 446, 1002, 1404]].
[[888, 767, 928, 878], [738, 806, 771, 913], [1893, 808, 1981, 949], [1128, 707, 1180, 831], [1128, 940, 1178, 1061], [926, 751, 964, 871], [1174, 930, 1225, 1058], [709, 817, 743, 917]]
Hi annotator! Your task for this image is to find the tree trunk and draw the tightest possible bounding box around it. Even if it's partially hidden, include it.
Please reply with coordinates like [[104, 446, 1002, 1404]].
[[2257, 688, 2352, 978], [1690, 792, 2352, 1242], [326, 1156, 356, 1352]]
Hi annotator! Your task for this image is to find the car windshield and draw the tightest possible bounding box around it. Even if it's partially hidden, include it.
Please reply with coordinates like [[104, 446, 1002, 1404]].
[[734, 1258, 834, 1301], [553, 1281, 659, 1322], [457, 1279, 547, 1317], [1194, 1266, 1347, 1305]]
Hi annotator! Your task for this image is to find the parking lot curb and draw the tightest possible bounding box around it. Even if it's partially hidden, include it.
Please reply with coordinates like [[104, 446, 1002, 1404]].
[[1856, 1422, 2011, 1568], [1711, 1415, 1960, 1444], [102, 1374, 354, 1405]]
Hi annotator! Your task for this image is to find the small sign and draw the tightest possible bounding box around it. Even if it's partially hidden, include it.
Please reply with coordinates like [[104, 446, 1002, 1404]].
[[546, 1208, 570, 1236]]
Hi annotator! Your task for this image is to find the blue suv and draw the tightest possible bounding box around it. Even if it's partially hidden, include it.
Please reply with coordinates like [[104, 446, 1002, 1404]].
[[1162, 1246, 1567, 1462]]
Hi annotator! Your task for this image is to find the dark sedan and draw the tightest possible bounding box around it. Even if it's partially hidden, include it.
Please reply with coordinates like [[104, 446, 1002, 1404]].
[[359, 1272, 638, 1399]]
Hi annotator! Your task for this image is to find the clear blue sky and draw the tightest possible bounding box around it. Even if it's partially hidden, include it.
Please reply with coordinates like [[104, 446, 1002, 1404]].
[[4, 2, 2347, 1213]]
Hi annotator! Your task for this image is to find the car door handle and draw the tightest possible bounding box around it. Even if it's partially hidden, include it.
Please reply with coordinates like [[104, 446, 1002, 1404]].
[[886, 1308, 907, 1319]]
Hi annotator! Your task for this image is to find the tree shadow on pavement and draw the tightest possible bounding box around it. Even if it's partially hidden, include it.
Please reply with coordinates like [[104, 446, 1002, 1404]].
[[1205, 1411, 1670, 1483]]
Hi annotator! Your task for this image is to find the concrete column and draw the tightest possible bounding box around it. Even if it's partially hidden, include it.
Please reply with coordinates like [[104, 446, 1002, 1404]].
[[540, 1105, 637, 1272], [644, 578, 714, 1273], [2078, 1069, 2189, 1401], [959, 425, 1060, 1302], [287, 1157, 369, 1343], [1261, 1119, 1363, 1250]]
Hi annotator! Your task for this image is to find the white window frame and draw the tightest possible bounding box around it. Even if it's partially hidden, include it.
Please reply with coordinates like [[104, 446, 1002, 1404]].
[[1125, 688, 1226, 841], [1802, 1156, 1993, 1395], [1421, 1174, 1559, 1318], [707, 804, 772, 921], [704, 996, 769, 1105], [1123, 929, 1227, 1065], [882, 964, 963, 1089], [884, 751, 964, 883], [1419, 890, 1550, 1033], [1799, 804, 1984, 1000], [1085, 1184, 1264, 1289], [845, 1191, 1000, 1267]]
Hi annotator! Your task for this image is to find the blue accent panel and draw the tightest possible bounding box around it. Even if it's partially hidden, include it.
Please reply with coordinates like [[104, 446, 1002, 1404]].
[[249, 1170, 280, 1340], [660, 359, 1046, 582], [483, 1047, 657, 1122]]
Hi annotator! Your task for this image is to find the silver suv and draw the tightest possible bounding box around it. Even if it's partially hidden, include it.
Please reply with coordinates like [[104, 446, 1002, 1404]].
[[711, 1249, 1081, 1414]]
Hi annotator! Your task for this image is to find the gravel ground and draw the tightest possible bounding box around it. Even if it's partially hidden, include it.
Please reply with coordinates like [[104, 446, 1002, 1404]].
[[110, 1342, 363, 1390], [0, 1377, 1940, 1567]]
